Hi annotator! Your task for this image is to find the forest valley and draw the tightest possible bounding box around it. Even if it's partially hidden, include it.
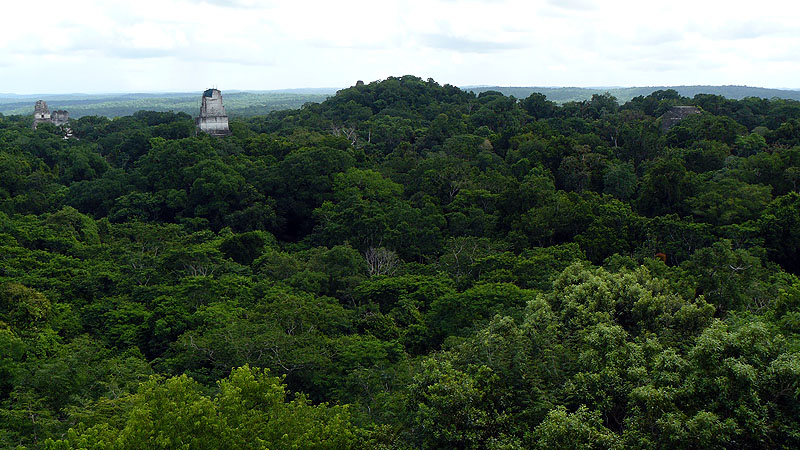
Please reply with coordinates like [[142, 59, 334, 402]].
[[1, 75, 800, 449]]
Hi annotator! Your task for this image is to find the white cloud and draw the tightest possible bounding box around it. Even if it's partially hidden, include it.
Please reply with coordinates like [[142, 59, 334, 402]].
[[419, 34, 529, 53], [545, 0, 597, 11], [2, 0, 799, 93]]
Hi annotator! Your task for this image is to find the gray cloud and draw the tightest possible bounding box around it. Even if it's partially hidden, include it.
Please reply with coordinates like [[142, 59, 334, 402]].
[[545, 0, 597, 11], [440, 0, 509, 3], [634, 29, 685, 46], [759, 48, 800, 63], [4, 0, 800, 93], [199, 0, 270, 9], [625, 59, 692, 72], [7, 22, 274, 67], [306, 38, 396, 50], [9, 39, 274, 67], [111, 45, 275, 66], [624, 54, 720, 72], [420, 34, 528, 53], [694, 20, 796, 40], [199, 51, 276, 66]]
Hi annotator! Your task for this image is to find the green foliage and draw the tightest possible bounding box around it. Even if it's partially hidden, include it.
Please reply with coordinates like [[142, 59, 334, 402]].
[[761, 192, 800, 273], [686, 176, 772, 225], [428, 282, 534, 344], [406, 358, 520, 449], [45, 365, 359, 449], [0, 283, 52, 329], [637, 157, 695, 216], [531, 405, 619, 449], [666, 113, 747, 147], [219, 230, 275, 265], [603, 160, 637, 200], [3, 77, 800, 448]]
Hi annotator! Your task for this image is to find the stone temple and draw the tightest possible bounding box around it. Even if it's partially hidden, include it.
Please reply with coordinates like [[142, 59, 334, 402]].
[[32, 100, 70, 130], [659, 106, 701, 132], [196, 88, 230, 136], [52, 110, 70, 127]]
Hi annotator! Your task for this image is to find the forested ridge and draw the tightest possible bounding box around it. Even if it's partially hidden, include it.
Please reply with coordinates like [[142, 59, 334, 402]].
[[5, 84, 800, 119], [466, 85, 800, 104], [0, 91, 334, 119], [2, 75, 800, 449]]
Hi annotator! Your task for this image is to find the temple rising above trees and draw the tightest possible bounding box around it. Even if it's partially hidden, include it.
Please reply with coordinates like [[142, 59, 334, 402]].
[[32, 100, 69, 130], [195, 88, 230, 136]]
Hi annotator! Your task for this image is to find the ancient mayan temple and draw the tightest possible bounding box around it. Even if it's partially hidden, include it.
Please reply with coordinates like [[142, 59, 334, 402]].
[[51, 110, 70, 127], [33, 100, 51, 130], [659, 106, 701, 132], [195, 89, 230, 136], [32, 100, 70, 130]]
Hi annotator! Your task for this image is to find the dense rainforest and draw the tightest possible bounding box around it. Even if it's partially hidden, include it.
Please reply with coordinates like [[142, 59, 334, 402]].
[[1, 75, 800, 449]]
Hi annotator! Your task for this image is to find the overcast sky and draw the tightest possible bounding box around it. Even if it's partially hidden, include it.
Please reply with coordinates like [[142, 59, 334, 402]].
[[3, 0, 799, 94]]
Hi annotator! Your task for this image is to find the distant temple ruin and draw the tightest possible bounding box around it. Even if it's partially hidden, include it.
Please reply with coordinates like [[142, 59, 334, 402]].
[[51, 110, 70, 126], [32, 101, 50, 129], [32, 100, 69, 130], [659, 106, 701, 131], [196, 89, 230, 136]]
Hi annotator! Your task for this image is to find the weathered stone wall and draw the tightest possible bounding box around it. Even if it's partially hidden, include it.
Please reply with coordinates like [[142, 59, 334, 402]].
[[199, 89, 227, 117], [32, 101, 71, 131], [196, 115, 230, 135], [660, 106, 701, 131], [51, 110, 69, 127], [196, 89, 230, 136], [34, 100, 50, 117], [32, 100, 51, 129]]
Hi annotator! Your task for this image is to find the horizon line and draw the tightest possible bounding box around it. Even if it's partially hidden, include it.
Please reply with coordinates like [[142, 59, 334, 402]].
[[3, 84, 800, 97]]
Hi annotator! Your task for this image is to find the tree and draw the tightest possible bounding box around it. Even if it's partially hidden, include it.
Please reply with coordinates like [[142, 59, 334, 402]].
[[313, 168, 439, 259], [521, 93, 556, 120], [406, 359, 520, 449], [584, 93, 619, 120], [761, 192, 800, 273], [531, 406, 619, 449], [683, 240, 772, 314], [0, 283, 51, 330], [686, 177, 772, 225], [267, 146, 356, 240], [427, 282, 535, 344], [666, 113, 747, 147], [637, 157, 695, 216], [45, 366, 359, 450], [364, 247, 401, 277]]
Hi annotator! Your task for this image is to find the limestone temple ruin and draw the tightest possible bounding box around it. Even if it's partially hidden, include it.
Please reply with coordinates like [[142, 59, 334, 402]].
[[32, 100, 69, 130], [659, 106, 701, 131], [196, 88, 230, 136]]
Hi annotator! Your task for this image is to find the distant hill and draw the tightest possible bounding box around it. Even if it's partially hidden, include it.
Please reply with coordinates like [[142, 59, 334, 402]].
[[465, 85, 800, 103], [4, 85, 800, 119], [0, 90, 338, 118]]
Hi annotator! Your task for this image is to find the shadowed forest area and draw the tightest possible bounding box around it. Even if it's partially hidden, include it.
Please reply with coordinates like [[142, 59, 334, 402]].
[[2, 75, 800, 449]]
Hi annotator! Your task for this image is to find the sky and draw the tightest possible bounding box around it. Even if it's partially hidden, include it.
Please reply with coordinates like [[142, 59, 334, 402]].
[[2, 0, 799, 94]]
